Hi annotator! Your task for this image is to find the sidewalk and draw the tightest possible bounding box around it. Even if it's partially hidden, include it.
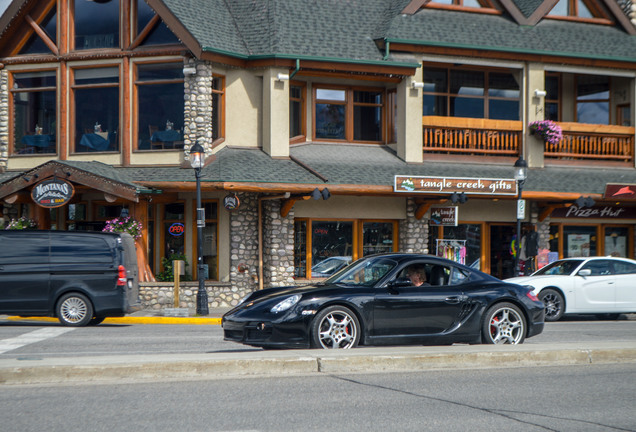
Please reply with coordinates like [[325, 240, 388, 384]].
[[4, 308, 231, 326]]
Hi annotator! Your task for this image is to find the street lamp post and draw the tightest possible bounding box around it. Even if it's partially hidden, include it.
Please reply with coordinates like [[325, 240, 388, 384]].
[[513, 156, 528, 278], [189, 142, 209, 316]]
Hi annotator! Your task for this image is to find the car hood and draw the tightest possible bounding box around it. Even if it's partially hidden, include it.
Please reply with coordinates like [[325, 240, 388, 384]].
[[242, 283, 333, 305], [505, 274, 568, 286]]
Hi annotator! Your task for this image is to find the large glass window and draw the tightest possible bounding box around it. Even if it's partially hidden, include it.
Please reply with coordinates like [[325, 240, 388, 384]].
[[563, 225, 597, 258], [314, 86, 384, 143], [11, 70, 57, 155], [136, 0, 180, 46], [73, 67, 119, 153], [136, 62, 184, 150], [19, 8, 57, 55], [429, 223, 482, 269], [163, 203, 185, 262], [423, 66, 520, 120], [545, 73, 561, 121], [295, 219, 397, 278], [196, 201, 218, 280], [74, 0, 119, 50], [577, 75, 609, 125]]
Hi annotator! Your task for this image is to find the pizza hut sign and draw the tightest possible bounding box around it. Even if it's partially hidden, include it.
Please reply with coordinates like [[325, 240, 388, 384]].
[[31, 178, 75, 208]]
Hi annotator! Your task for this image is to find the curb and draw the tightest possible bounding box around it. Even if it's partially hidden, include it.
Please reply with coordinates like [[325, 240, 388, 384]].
[[5, 316, 222, 325], [2, 344, 636, 385]]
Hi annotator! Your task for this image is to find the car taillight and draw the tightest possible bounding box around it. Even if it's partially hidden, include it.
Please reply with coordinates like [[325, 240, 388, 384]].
[[526, 290, 539, 302], [117, 265, 127, 286]]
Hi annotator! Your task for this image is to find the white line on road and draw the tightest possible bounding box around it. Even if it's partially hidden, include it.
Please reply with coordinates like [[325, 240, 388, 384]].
[[0, 328, 76, 354]]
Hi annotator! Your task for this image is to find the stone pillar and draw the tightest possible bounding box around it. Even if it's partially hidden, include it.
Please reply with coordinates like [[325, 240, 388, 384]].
[[183, 59, 213, 159], [230, 193, 259, 293], [0, 69, 8, 172], [399, 197, 429, 253], [263, 199, 295, 287]]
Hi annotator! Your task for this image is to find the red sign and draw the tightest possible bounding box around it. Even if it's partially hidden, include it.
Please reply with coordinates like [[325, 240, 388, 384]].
[[604, 184, 636, 200], [169, 223, 185, 236]]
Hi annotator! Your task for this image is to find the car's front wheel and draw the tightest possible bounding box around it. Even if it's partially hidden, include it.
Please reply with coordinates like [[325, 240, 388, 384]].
[[56, 293, 94, 327], [482, 302, 526, 345], [311, 305, 360, 349], [538, 289, 564, 321]]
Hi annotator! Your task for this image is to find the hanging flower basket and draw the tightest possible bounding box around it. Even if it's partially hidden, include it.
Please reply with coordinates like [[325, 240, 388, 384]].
[[102, 216, 143, 239], [529, 120, 563, 145], [5, 217, 37, 230]]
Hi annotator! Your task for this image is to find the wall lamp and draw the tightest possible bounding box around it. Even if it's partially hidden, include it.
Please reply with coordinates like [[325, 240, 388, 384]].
[[411, 81, 425, 89], [277, 73, 290, 81], [534, 89, 547, 98], [575, 196, 596, 208], [450, 192, 467, 204], [311, 188, 331, 200], [183, 66, 197, 76]]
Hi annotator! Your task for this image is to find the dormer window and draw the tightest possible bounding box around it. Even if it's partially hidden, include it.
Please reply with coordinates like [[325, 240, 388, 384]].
[[74, 0, 120, 50], [547, 0, 611, 21]]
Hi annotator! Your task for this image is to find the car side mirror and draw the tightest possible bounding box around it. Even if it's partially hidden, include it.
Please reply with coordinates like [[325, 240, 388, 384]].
[[577, 269, 592, 277], [388, 278, 412, 291]]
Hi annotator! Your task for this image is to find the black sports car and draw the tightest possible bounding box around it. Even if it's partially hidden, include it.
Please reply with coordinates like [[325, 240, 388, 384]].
[[222, 253, 545, 349]]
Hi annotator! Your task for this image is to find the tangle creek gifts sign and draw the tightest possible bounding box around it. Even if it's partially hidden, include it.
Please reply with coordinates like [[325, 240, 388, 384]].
[[31, 178, 75, 208], [394, 175, 518, 196]]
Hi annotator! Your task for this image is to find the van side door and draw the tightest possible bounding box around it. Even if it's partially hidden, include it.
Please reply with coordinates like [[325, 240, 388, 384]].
[[0, 232, 50, 313]]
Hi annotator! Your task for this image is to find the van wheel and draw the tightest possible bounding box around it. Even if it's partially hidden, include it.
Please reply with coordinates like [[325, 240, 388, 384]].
[[56, 293, 93, 327], [88, 316, 106, 326]]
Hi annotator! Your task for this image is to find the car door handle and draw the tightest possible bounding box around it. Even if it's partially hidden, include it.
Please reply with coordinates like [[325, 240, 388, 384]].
[[445, 296, 465, 304]]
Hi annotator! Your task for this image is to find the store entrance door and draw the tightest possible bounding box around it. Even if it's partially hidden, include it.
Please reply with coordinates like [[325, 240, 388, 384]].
[[490, 224, 515, 280]]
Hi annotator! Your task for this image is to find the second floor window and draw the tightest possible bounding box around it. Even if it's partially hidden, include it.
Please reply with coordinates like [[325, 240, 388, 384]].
[[136, 62, 184, 151], [11, 70, 57, 155], [423, 66, 520, 120], [74, 0, 120, 50], [73, 67, 120, 153], [577, 75, 609, 124], [314, 86, 384, 143]]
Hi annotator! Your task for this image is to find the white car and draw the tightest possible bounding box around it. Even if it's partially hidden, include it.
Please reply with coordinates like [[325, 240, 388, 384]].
[[506, 256, 636, 321]]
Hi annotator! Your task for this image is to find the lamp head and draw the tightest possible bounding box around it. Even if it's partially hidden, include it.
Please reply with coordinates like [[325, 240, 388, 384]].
[[189, 142, 205, 170], [513, 157, 528, 183]]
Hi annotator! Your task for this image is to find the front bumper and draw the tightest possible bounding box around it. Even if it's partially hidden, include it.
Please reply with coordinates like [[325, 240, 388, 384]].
[[222, 313, 312, 349]]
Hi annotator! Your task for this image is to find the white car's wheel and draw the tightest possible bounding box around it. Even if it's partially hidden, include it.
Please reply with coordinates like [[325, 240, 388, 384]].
[[538, 289, 564, 322]]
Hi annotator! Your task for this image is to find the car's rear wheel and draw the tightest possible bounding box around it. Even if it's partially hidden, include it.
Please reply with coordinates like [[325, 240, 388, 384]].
[[311, 305, 360, 349], [56, 293, 93, 327], [538, 289, 564, 322], [482, 302, 526, 345]]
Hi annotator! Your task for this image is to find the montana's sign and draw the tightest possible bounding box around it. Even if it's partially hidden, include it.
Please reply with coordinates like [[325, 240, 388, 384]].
[[31, 178, 75, 208], [394, 175, 517, 195]]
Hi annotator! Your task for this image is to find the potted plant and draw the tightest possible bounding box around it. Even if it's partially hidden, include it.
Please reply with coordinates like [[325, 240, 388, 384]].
[[102, 216, 143, 239], [4, 217, 37, 230], [529, 120, 563, 145]]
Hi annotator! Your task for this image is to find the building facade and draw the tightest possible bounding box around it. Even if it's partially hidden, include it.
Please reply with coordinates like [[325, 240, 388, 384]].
[[2, 0, 636, 310]]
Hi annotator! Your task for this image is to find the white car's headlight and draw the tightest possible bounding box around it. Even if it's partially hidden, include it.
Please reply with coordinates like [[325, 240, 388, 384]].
[[270, 294, 301, 313]]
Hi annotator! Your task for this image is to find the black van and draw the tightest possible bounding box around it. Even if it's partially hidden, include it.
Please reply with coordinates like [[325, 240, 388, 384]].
[[0, 230, 140, 326]]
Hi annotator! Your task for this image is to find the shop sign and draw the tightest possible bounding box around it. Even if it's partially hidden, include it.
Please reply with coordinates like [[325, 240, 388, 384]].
[[604, 184, 636, 200], [394, 175, 517, 196], [168, 223, 185, 236], [31, 178, 75, 208], [430, 207, 458, 226], [551, 205, 636, 219], [223, 194, 240, 211]]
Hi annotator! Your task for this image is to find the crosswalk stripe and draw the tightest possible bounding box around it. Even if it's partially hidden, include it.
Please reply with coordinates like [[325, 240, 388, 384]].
[[0, 327, 76, 354]]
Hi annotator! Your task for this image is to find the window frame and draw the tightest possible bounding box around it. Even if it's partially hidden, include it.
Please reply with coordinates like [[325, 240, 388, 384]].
[[211, 74, 226, 144], [190, 199, 219, 281], [422, 65, 521, 120], [290, 80, 306, 143], [313, 84, 386, 144]]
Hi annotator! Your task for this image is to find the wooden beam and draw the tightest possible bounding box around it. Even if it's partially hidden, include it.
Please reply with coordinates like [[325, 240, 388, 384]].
[[25, 14, 58, 56], [280, 198, 298, 218], [415, 199, 447, 220], [539, 203, 572, 222]]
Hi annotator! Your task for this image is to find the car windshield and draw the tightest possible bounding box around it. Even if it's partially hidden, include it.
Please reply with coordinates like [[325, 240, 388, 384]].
[[312, 258, 349, 274], [325, 256, 398, 287], [533, 259, 584, 276]]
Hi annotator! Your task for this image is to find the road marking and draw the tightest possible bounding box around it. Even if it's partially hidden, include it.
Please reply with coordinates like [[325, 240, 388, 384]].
[[0, 328, 76, 354]]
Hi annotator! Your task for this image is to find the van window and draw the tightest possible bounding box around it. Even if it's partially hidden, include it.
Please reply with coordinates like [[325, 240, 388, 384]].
[[50, 234, 114, 263], [1, 235, 49, 264]]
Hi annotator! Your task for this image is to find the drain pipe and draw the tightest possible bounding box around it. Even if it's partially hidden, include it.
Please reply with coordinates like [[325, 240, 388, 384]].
[[289, 59, 300, 80], [383, 41, 391, 61]]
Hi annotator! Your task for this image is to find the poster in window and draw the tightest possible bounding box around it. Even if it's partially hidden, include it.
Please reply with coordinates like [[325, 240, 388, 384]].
[[568, 234, 590, 257], [604, 234, 626, 257]]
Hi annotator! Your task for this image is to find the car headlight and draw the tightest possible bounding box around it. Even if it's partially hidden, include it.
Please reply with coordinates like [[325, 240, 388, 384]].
[[270, 294, 301, 314]]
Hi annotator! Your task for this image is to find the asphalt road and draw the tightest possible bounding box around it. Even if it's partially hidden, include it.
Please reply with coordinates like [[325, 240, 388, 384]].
[[1, 315, 635, 359], [2, 363, 635, 432]]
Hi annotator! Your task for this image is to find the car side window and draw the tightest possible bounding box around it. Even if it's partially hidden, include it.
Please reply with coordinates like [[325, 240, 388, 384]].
[[449, 267, 469, 285], [612, 261, 636, 275], [50, 234, 114, 264], [0, 234, 49, 264], [580, 260, 613, 276]]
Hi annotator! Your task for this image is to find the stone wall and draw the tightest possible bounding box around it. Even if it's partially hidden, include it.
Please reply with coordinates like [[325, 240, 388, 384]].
[[263, 199, 296, 286], [183, 59, 213, 157], [399, 197, 429, 253], [229, 193, 260, 294], [139, 282, 237, 310]]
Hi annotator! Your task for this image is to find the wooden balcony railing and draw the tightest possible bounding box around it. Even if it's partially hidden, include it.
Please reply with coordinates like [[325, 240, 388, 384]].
[[423, 116, 522, 156], [545, 122, 635, 163]]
